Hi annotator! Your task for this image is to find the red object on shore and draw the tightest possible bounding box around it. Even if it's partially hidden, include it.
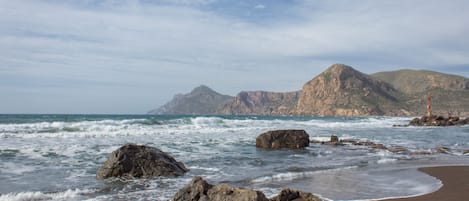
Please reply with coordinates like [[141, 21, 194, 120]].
[[426, 94, 432, 117]]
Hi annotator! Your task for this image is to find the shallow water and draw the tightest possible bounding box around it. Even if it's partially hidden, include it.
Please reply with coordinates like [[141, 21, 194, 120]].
[[0, 115, 468, 201]]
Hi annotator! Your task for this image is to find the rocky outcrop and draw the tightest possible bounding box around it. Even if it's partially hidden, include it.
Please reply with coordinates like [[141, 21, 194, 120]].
[[256, 130, 310, 149], [172, 177, 323, 201], [96, 144, 188, 179], [297, 64, 409, 116], [172, 177, 269, 201], [409, 115, 468, 126], [270, 189, 322, 201], [148, 85, 233, 115], [218, 91, 300, 115]]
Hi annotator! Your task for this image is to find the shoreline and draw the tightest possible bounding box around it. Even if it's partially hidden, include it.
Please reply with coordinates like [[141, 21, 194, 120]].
[[378, 166, 469, 201]]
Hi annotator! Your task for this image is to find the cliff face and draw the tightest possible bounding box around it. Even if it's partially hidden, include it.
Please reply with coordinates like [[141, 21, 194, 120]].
[[148, 85, 233, 115], [296, 64, 411, 116], [217, 91, 300, 115]]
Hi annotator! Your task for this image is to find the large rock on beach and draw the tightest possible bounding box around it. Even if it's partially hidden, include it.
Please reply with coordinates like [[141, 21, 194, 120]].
[[256, 130, 310, 149], [172, 177, 323, 201], [172, 177, 269, 201], [96, 144, 188, 179]]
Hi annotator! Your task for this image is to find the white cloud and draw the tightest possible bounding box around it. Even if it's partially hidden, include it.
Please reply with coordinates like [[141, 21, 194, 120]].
[[254, 4, 265, 9]]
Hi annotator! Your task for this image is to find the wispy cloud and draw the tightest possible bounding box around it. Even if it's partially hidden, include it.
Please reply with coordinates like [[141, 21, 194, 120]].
[[1, 0, 468, 113]]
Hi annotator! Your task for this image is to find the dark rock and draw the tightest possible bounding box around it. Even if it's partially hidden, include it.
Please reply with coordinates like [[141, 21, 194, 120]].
[[370, 143, 386, 150], [172, 177, 269, 201], [408, 115, 468, 127], [330, 135, 339, 143], [270, 189, 322, 201], [409, 117, 420, 126], [173, 177, 324, 201], [172, 177, 212, 201], [339, 139, 358, 144], [96, 144, 188, 180], [207, 184, 269, 201], [353, 141, 374, 146], [322, 141, 345, 146], [412, 151, 432, 155], [256, 130, 310, 149]]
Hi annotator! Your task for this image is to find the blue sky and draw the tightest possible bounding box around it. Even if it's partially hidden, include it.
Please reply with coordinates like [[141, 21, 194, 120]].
[[1, 0, 468, 114]]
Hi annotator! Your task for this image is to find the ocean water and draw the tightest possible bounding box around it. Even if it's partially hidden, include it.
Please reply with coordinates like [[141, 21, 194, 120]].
[[0, 114, 468, 201]]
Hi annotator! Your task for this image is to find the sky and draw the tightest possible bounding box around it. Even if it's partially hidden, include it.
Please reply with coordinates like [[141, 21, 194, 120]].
[[1, 0, 468, 114]]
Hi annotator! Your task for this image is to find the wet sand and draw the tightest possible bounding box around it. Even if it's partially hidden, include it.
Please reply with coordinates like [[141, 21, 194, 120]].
[[381, 166, 469, 201]]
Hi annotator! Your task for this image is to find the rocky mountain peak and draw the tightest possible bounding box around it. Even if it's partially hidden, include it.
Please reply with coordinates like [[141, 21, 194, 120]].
[[191, 85, 216, 94], [148, 85, 233, 115], [297, 64, 406, 116]]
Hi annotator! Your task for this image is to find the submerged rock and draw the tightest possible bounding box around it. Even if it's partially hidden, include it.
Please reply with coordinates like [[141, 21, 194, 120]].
[[256, 130, 310, 149], [96, 144, 188, 180], [172, 177, 323, 201]]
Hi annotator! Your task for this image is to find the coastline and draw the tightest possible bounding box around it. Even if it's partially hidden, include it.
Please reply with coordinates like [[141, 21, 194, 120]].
[[378, 166, 469, 201]]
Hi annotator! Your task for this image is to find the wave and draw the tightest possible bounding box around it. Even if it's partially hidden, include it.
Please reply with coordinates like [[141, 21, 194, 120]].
[[251, 166, 358, 183], [0, 189, 91, 201]]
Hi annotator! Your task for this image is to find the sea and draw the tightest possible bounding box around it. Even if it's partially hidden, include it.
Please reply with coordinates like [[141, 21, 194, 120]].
[[0, 114, 468, 201]]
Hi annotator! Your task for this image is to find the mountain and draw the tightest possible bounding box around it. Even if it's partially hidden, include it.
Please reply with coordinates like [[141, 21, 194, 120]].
[[296, 64, 411, 116], [148, 85, 233, 115], [372, 69, 469, 116], [217, 91, 301, 115], [150, 64, 469, 116]]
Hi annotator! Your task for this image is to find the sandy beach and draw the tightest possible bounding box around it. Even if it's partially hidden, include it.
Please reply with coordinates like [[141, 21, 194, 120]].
[[381, 166, 469, 201]]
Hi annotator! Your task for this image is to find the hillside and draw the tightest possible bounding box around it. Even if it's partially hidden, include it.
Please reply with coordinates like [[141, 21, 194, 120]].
[[372, 69, 469, 94], [296, 64, 412, 116], [148, 85, 233, 115], [217, 91, 300, 115], [372, 70, 469, 116]]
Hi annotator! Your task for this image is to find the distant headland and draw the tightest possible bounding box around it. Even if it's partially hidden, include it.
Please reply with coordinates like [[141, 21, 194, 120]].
[[149, 64, 469, 117]]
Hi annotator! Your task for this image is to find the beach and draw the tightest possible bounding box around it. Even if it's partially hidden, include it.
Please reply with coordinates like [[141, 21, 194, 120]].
[[382, 166, 469, 201]]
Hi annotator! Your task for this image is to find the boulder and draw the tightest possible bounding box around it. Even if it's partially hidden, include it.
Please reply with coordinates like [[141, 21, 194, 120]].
[[96, 144, 188, 180], [270, 189, 322, 201], [330, 135, 339, 142], [172, 177, 323, 201], [256, 130, 310, 149], [172, 177, 213, 201], [172, 177, 269, 201], [369, 143, 386, 150]]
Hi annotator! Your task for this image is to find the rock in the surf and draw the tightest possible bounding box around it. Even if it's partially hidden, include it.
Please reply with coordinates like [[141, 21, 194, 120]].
[[172, 177, 324, 201], [270, 189, 323, 201], [96, 144, 188, 179], [172, 177, 269, 201], [256, 130, 310, 149], [408, 115, 468, 126]]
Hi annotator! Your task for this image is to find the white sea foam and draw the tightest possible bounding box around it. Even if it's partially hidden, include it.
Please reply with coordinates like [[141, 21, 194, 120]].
[[0, 189, 91, 201], [251, 166, 358, 183]]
